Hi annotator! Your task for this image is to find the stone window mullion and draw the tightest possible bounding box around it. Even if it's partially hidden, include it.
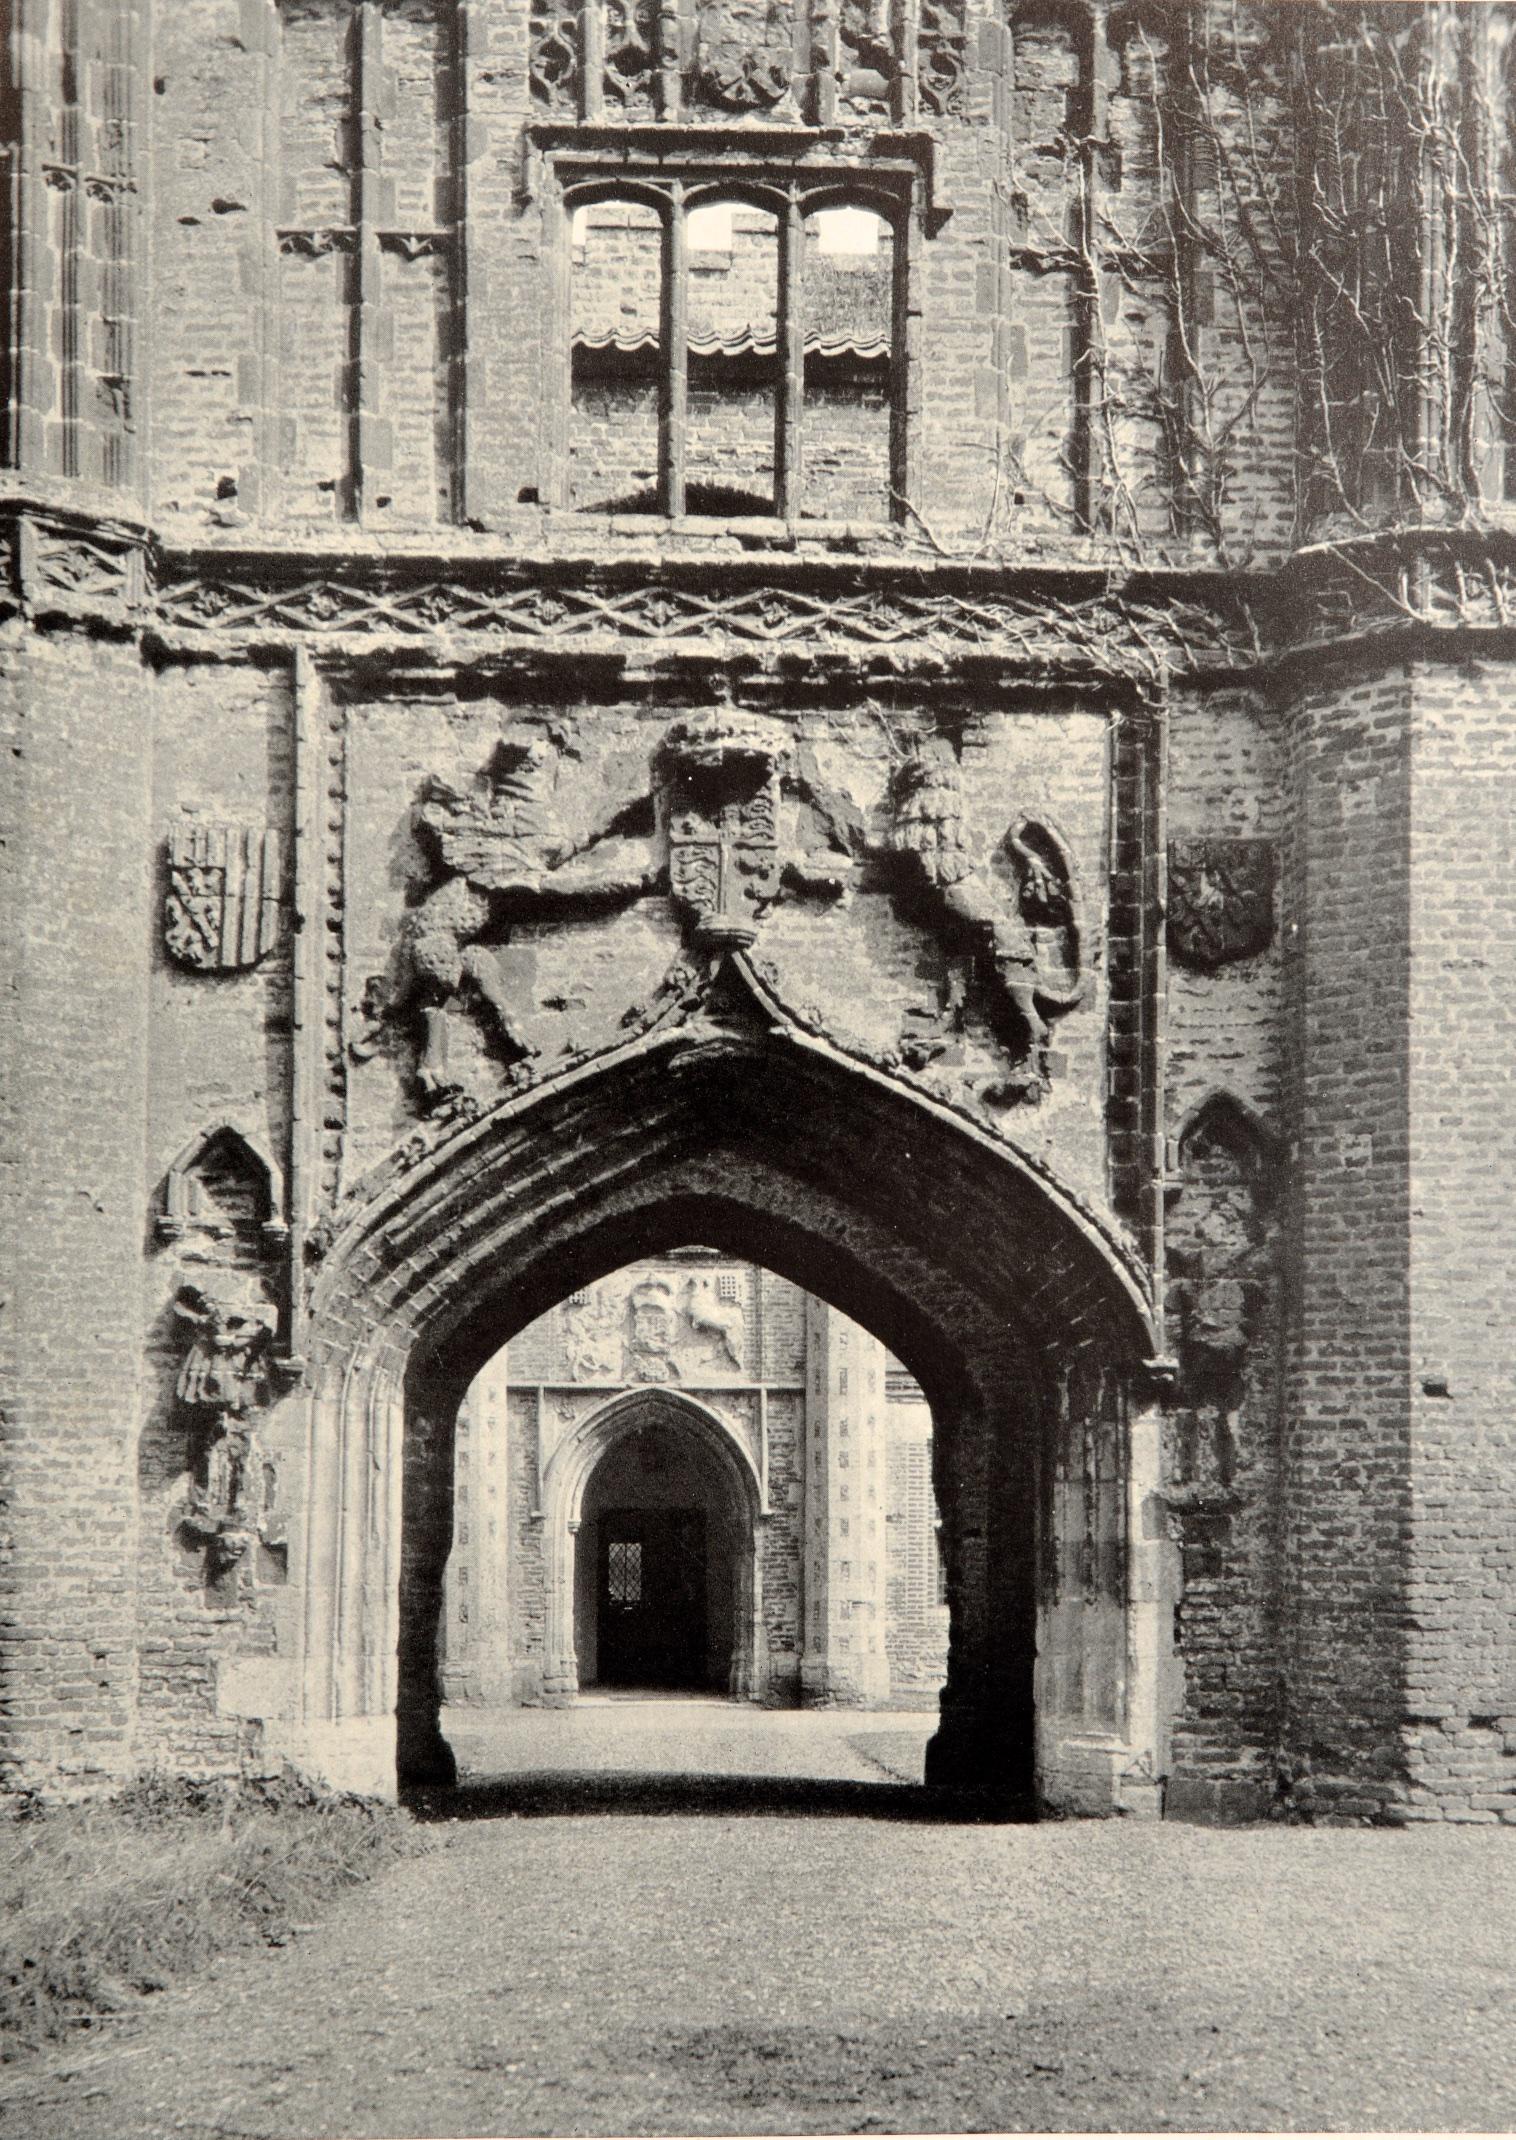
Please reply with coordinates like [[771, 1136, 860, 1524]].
[[893, 0, 919, 124], [349, 0, 388, 523], [661, 183, 688, 514], [775, 184, 805, 518], [580, 0, 605, 119], [658, 0, 685, 118]]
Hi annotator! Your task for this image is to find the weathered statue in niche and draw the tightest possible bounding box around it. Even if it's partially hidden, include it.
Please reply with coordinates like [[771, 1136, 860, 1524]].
[[888, 738, 1084, 1100], [173, 1274, 284, 1591], [1164, 1096, 1277, 1500]]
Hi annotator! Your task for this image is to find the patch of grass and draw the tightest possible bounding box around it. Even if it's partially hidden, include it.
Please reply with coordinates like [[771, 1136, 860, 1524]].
[[0, 1770, 418, 2058]]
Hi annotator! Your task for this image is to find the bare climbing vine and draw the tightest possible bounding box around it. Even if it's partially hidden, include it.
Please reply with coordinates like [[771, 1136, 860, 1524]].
[[965, 0, 1516, 575]]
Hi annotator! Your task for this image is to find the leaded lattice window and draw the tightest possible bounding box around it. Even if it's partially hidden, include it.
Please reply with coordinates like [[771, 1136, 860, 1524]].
[[607, 1539, 643, 1605]]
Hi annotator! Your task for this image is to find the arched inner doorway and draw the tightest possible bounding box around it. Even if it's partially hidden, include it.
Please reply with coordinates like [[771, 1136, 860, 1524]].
[[575, 1399, 746, 1695]]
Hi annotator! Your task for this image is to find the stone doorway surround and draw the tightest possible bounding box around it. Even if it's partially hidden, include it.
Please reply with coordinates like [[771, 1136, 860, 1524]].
[[272, 1003, 1168, 1814], [547, 1388, 764, 1702]]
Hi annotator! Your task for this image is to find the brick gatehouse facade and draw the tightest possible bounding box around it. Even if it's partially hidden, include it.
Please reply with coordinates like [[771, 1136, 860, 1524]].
[[3, 0, 1515, 1821]]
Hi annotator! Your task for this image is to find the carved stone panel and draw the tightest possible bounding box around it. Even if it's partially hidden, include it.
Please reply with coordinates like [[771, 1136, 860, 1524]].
[[165, 823, 281, 972], [1167, 837, 1275, 969], [661, 714, 787, 950], [554, 1268, 752, 1384], [887, 741, 1084, 1100], [690, 0, 795, 111], [174, 1274, 278, 1417]]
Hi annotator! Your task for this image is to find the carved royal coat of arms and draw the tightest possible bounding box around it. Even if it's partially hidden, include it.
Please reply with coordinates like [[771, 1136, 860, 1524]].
[[1167, 837, 1275, 970], [661, 714, 786, 949]]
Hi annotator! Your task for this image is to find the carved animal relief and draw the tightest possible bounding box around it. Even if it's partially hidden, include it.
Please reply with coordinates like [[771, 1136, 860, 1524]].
[[889, 740, 1083, 1100], [382, 716, 854, 1102], [392, 728, 657, 1096], [164, 823, 281, 972]]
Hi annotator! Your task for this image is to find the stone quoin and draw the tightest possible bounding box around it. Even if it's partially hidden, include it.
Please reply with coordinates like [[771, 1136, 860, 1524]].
[[2, 0, 1514, 1824]]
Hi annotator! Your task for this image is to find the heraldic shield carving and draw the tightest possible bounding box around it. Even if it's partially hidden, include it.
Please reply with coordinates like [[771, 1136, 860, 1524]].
[[691, 0, 794, 110], [165, 823, 282, 972], [660, 713, 786, 950], [1167, 837, 1276, 970]]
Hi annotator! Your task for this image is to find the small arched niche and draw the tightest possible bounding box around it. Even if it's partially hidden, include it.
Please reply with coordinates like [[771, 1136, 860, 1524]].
[[158, 1122, 287, 1251]]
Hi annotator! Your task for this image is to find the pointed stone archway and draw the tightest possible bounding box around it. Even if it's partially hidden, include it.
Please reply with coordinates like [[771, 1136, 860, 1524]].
[[541, 1388, 766, 1703], [283, 985, 1164, 1812]]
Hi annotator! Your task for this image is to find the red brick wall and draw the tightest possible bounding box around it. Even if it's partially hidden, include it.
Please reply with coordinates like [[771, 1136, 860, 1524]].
[[1400, 662, 1516, 1823], [0, 635, 155, 1792], [1279, 661, 1415, 1815]]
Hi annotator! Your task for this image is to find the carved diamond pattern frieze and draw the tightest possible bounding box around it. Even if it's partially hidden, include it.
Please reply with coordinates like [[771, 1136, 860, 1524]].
[[152, 563, 1266, 678]]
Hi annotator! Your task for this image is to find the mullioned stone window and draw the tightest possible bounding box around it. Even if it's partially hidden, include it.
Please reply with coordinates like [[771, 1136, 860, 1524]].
[[550, 164, 914, 519]]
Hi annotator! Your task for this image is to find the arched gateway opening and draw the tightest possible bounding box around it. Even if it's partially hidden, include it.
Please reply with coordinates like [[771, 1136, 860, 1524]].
[[296, 1005, 1162, 1813], [437, 1257, 953, 1722]]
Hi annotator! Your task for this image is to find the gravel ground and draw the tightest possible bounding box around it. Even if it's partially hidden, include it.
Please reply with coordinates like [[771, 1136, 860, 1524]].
[[4, 1705, 1515, 2139]]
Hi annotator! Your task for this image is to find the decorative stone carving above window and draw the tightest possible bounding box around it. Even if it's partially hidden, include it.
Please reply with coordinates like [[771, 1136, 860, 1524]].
[[603, 0, 659, 114], [527, 0, 952, 129], [916, 0, 967, 115], [531, 0, 583, 110], [690, 0, 797, 114]]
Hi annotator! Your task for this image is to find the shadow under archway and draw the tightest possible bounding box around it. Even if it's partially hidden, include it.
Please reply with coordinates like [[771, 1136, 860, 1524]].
[[403, 1770, 1028, 1825]]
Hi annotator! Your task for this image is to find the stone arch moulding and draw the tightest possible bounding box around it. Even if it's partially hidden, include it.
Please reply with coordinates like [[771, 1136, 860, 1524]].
[[538, 1388, 767, 1705], [261, 1014, 1170, 1813]]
